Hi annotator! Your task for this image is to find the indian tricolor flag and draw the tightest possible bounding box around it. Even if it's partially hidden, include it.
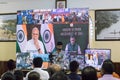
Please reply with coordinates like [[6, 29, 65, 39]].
[[40, 23, 55, 53], [17, 24, 27, 52]]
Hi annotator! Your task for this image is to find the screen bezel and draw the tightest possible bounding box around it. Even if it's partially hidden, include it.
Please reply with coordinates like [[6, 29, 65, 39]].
[[84, 48, 111, 71]]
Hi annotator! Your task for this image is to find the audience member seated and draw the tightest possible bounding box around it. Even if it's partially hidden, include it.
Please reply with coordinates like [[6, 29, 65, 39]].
[[47, 64, 62, 77], [1, 59, 16, 78], [28, 71, 40, 80], [98, 59, 120, 80], [25, 57, 49, 80], [6, 59, 16, 74], [1, 72, 15, 80], [49, 71, 69, 80], [82, 66, 98, 80], [14, 70, 24, 80], [68, 60, 81, 80]]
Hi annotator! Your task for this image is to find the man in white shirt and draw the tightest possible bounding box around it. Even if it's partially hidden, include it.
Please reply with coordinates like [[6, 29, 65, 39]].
[[26, 57, 49, 80], [24, 27, 45, 54]]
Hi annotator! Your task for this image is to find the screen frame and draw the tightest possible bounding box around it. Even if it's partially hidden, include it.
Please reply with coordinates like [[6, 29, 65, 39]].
[[0, 13, 16, 42], [55, 0, 67, 9], [95, 9, 120, 41], [84, 48, 111, 71]]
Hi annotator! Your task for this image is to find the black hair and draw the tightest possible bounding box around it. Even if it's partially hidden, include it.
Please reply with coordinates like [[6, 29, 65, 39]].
[[102, 59, 114, 74], [57, 42, 63, 45], [7, 59, 16, 70], [49, 71, 68, 80], [82, 66, 98, 80], [1, 72, 15, 80], [47, 67, 55, 77], [28, 71, 40, 80], [14, 70, 24, 80], [33, 57, 43, 67], [69, 60, 79, 72]]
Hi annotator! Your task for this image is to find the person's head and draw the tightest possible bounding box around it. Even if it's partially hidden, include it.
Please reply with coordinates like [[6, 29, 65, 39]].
[[47, 64, 62, 76], [1, 72, 15, 80], [56, 42, 63, 50], [101, 59, 114, 74], [90, 55, 93, 60], [51, 64, 62, 72], [49, 71, 68, 80], [32, 27, 39, 41], [14, 70, 24, 80], [28, 71, 40, 80], [58, 2, 64, 8], [33, 57, 43, 68], [70, 35, 76, 45], [7, 59, 16, 71], [17, 11, 21, 15], [82, 66, 98, 80], [69, 60, 79, 73]]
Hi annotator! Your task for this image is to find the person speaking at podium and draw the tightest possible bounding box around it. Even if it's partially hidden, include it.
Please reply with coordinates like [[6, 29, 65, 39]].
[[65, 34, 81, 55]]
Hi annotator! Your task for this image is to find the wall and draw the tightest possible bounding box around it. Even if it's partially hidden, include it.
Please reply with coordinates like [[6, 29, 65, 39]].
[[0, 0, 55, 13], [0, 0, 120, 62], [67, 0, 120, 10], [0, 42, 16, 61]]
